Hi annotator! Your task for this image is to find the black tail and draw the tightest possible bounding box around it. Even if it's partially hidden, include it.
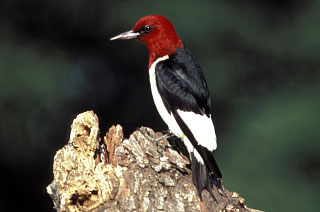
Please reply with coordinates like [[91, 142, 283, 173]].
[[190, 151, 222, 201]]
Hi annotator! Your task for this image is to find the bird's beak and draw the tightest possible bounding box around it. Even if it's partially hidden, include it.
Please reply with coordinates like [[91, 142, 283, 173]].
[[110, 30, 140, 41]]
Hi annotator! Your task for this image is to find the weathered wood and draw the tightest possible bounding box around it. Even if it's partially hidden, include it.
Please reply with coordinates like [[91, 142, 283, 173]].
[[47, 111, 262, 212]]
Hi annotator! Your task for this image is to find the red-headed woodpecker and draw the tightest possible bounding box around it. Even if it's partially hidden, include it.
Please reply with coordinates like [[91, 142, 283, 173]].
[[110, 15, 222, 200]]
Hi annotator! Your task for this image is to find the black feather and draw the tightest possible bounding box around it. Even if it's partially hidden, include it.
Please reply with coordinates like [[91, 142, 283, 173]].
[[156, 47, 210, 117], [191, 152, 216, 201], [155, 47, 222, 199]]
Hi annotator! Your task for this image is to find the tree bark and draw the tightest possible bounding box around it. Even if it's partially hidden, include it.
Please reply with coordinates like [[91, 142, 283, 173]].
[[47, 111, 263, 212]]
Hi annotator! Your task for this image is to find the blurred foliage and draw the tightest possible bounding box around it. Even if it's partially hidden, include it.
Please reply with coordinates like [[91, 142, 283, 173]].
[[0, 0, 319, 211]]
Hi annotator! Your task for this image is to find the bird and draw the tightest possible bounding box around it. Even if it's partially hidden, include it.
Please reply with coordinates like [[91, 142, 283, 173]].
[[110, 15, 222, 201]]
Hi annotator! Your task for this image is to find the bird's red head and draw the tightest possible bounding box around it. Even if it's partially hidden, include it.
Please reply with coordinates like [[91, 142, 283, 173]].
[[110, 15, 183, 67]]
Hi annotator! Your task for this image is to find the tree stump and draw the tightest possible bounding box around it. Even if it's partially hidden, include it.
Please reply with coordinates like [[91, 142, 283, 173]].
[[47, 111, 262, 212]]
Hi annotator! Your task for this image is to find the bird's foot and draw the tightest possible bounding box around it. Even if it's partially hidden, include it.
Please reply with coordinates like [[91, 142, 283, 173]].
[[138, 128, 174, 153]]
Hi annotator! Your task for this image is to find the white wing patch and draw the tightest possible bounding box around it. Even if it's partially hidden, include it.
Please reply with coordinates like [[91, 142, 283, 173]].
[[177, 110, 217, 151]]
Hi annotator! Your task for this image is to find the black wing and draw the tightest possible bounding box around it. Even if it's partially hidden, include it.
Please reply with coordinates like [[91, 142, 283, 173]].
[[155, 47, 211, 117], [155, 47, 222, 179]]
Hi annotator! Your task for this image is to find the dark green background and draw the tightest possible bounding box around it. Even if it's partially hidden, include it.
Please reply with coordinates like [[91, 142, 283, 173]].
[[0, 0, 319, 211]]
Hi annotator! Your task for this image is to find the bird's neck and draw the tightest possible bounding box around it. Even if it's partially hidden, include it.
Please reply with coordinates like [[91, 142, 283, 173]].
[[147, 39, 183, 68]]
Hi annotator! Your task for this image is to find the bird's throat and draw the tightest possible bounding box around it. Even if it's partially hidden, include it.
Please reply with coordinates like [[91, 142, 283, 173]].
[[147, 42, 183, 68]]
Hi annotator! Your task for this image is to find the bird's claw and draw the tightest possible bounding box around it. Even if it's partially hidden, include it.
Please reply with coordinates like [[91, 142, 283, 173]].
[[138, 128, 173, 153]]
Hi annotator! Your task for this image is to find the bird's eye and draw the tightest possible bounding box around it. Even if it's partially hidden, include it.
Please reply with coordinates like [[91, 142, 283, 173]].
[[143, 25, 152, 33]]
